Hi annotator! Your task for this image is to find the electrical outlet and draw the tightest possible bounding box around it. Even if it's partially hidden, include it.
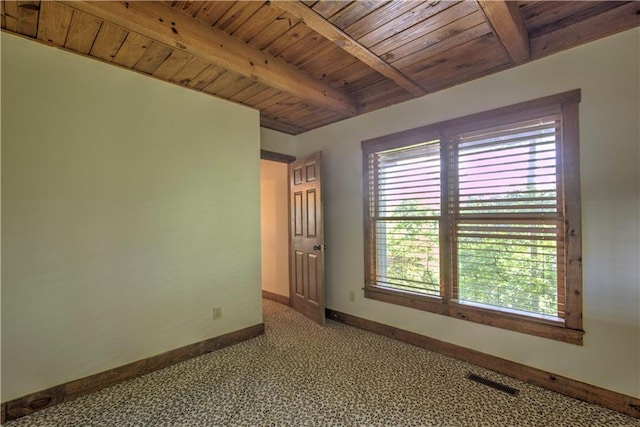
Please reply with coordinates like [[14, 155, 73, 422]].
[[349, 291, 355, 302], [212, 306, 222, 320]]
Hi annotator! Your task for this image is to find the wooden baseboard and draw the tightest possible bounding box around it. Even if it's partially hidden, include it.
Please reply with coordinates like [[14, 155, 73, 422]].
[[326, 309, 640, 419], [1, 323, 265, 423], [262, 290, 290, 306]]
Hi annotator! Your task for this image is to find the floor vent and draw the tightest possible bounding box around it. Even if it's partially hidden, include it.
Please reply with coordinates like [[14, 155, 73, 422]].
[[466, 373, 520, 396]]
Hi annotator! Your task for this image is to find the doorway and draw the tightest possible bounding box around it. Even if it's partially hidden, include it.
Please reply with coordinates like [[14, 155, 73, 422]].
[[260, 150, 326, 325], [260, 157, 291, 305]]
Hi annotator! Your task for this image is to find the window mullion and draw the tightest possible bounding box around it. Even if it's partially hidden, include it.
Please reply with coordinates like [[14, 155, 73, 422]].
[[441, 132, 459, 302]]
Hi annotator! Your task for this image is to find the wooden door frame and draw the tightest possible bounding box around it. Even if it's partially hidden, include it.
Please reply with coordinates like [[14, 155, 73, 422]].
[[260, 150, 296, 306], [261, 149, 296, 164]]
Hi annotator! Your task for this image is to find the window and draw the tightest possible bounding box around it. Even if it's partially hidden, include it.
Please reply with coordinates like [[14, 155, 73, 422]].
[[362, 91, 583, 345]]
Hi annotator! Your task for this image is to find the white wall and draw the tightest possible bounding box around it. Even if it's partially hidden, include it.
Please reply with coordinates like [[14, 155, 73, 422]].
[[293, 28, 640, 398], [260, 160, 290, 298], [1, 33, 263, 401], [260, 127, 297, 156]]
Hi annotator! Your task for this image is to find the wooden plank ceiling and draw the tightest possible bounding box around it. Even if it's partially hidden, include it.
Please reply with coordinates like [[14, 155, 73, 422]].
[[2, 1, 639, 135]]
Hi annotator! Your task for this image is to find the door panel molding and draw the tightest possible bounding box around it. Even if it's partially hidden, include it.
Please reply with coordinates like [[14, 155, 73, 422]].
[[306, 189, 317, 238], [294, 192, 303, 236]]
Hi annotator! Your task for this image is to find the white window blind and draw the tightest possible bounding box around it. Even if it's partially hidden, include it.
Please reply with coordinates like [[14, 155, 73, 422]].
[[452, 114, 564, 319], [368, 140, 441, 296]]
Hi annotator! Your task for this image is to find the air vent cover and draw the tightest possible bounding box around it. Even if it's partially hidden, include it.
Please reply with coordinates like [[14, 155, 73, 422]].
[[466, 373, 520, 396]]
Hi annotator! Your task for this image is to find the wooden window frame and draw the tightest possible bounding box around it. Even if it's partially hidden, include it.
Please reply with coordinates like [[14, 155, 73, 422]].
[[362, 90, 584, 345]]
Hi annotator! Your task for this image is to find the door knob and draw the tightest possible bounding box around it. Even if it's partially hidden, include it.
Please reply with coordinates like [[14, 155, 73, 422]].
[[313, 245, 325, 251]]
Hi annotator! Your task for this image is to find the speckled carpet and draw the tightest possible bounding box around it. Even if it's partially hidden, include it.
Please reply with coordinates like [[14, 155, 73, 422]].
[[5, 299, 638, 426]]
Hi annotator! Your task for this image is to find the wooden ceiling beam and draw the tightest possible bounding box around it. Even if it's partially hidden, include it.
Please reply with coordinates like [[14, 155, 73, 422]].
[[478, 0, 530, 64], [530, 1, 640, 59], [269, 0, 427, 97], [59, 0, 357, 116]]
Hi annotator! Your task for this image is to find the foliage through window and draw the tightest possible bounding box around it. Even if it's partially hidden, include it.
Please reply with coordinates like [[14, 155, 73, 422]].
[[362, 91, 583, 344]]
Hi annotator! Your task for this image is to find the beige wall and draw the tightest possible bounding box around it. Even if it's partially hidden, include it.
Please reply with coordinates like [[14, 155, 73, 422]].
[[260, 160, 290, 298], [291, 28, 640, 398], [1, 33, 262, 401]]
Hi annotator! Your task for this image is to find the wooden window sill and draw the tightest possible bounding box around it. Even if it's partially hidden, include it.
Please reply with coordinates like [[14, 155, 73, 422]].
[[365, 286, 584, 345]]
